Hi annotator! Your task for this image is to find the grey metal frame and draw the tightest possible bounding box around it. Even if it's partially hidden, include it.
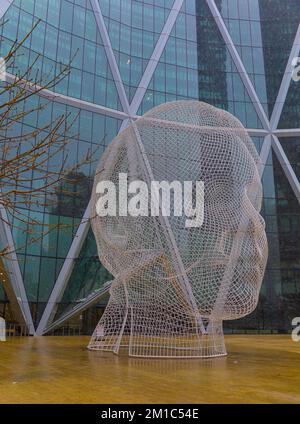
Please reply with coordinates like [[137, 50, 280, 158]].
[[1, 0, 300, 333]]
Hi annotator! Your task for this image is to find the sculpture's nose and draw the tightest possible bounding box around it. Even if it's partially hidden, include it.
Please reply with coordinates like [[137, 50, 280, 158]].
[[244, 192, 266, 262]]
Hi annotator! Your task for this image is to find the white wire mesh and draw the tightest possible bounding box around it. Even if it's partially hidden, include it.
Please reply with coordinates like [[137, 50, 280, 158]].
[[88, 101, 268, 358]]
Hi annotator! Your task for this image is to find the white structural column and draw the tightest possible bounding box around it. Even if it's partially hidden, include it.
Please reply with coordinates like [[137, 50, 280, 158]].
[[270, 23, 300, 130], [90, 0, 131, 115], [0, 0, 13, 19], [247, 129, 269, 137], [274, 128, 300, 137], [36, 206, 91, 335], [0, 205, 35, 334], [129, 0, 185, 116], [5, 73, 129, 120], [259, 134, 272, 177], [205, 0, 271, 131], [41, 280, 113, 335]]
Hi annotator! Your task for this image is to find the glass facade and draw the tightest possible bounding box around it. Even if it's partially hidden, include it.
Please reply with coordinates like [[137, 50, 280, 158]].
[[0, 0, 299, 334]]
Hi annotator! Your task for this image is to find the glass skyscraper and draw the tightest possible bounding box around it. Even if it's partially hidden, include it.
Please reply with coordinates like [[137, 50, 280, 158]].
[[0, 0, 299, 335]]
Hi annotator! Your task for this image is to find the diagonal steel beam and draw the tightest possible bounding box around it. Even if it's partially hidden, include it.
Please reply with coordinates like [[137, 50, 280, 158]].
[[247, 129, 269, 137], [35, 204, 91, 335], [41, 280, 112, 335], [129, 0, 185, 116], [274, 128, 300, 138], [5, 73, 129, 121], [259, 134, 272, 177], [0, 205, 35, 334], [270, 24, 300, 131], [205, 0, 271, 131], [90, 0, 131, 115], [271, 134, 300, 204]]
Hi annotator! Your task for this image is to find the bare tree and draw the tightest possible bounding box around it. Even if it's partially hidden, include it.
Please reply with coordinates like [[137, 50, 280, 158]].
[[0, 21, 100, 257]]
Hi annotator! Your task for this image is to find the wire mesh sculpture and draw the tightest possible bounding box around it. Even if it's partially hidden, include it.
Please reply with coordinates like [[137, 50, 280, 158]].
[[88, 101, 268, 358]]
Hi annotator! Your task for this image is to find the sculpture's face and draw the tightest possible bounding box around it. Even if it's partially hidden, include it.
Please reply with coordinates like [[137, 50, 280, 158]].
[[91, 101, 268, 323]]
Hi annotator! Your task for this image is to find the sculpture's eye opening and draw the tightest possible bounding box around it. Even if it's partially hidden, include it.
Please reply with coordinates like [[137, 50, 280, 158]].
[[89, 101, 268, 358], [205, 179, 241, 208]]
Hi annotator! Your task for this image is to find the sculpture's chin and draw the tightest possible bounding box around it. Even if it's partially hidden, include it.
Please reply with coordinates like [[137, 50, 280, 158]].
[[222, 268, 263, 320]]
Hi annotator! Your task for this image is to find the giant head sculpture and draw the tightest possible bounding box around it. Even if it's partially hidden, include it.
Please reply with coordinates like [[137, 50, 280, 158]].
[[88, 101, 268, 358]]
